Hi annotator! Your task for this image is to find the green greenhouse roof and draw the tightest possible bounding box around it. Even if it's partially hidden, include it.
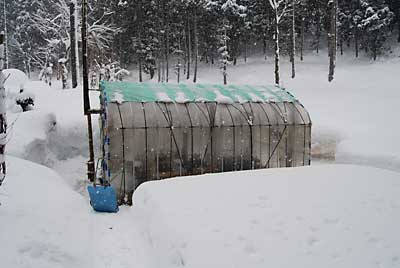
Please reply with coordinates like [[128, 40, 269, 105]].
[[100, 81, 297, 104]]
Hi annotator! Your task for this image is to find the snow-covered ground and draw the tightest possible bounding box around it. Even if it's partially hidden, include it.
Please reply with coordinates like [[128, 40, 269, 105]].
[[135, 165, 400, 268], [1, 51, 399, 268]]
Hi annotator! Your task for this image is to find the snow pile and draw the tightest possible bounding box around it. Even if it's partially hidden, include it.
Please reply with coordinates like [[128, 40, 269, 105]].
[[0, 156, 91, 268], [3, 69, 29, 92], [214, 89, 233, 104], [134, 165, 400, 268], [7, 81, 100, 193], [175, 92, 190, 103], [157, 92, 173, 103]]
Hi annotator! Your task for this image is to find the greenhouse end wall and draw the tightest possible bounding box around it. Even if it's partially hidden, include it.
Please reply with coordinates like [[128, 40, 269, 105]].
[[101, 101, 311, 202]]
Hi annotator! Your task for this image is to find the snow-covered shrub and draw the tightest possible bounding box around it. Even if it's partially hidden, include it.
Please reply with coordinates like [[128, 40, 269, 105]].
[[16, 89, 35, 112]]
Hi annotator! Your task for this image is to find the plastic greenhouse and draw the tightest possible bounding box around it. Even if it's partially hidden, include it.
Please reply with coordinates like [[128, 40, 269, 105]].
[[99, 82, 312, 202]]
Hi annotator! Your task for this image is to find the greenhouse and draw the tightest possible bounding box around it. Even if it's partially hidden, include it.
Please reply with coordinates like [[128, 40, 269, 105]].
[[99, 82, 312, 202]]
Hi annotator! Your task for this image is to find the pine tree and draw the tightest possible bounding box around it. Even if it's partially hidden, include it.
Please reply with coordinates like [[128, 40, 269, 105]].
[[359, 0, 394, 60]]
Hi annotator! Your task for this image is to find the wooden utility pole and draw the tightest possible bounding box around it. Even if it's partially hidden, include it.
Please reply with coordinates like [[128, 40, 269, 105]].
[[82, 0, 95, 182]]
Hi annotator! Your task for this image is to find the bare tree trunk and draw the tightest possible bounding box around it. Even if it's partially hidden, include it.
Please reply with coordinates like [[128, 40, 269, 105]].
[[290, 0, 296, 79], [183, 29, 187, 75], [165, 31, 169, 82], [0, 32, 7, 183], [244, 38, 247, 63], [274, 12, 280, 85], [186, 14, 191, 80], [223, 65, 227, 85], [340, 35, 343, 55], [316, 4, 321, 54], [300, 17, 304, 61], [328, 0, 337, 82], [355, 27, 359, 58], [139, 56, 143, 82], [263, 35, 267, 60], [193, 10, 198, 83], [398, 17, 400, 43], [3, 0, 8, 69], [69, 2, 78, 88]]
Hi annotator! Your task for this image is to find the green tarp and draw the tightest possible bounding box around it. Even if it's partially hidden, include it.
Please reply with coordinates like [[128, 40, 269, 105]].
[[101, 81, 297, 103]]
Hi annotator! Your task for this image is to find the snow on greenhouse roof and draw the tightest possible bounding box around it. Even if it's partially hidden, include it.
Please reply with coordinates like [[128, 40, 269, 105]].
[[100, 82, 298, 104]]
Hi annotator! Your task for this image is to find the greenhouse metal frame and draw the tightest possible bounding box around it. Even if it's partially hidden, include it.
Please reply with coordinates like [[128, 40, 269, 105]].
[[100, 82, 312, 202]]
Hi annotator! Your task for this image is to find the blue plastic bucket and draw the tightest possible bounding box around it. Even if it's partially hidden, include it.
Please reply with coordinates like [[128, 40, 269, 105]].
[[87, 185, 119, 213]]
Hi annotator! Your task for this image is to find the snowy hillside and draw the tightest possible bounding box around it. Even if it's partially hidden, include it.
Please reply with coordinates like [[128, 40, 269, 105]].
[[0, 53, 399, 268]]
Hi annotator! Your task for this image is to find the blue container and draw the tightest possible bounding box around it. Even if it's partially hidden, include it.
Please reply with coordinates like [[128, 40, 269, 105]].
[[87, 185, 119, 213]]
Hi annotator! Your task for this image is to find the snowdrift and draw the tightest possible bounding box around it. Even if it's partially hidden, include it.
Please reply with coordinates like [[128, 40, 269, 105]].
[[134, 165, 400, 268], [0, 156, 91, 268]]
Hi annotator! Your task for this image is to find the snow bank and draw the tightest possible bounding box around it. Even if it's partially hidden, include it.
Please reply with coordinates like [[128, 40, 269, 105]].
[[3, 69, 29, 92], [0, 156, 91, 268], [7, 81, 100, 192], [134, 165, 400, 268]]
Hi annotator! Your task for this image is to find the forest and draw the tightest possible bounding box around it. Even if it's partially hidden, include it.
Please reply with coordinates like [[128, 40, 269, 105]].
[[2, 0, 400, 83]]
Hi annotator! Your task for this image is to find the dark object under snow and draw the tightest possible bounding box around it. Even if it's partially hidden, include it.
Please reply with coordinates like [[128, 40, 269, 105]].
[[87, 185, 119, 213]]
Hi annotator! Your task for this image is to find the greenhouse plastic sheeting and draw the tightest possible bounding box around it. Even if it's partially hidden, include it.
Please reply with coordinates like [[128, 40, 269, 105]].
[[100, 82, 298, 104], [99, 82, 311, 203]]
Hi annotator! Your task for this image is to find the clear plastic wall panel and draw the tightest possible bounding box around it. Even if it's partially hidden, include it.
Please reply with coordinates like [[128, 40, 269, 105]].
[[144, 103, 169, 128], [240, 103, 253, 124], [192, 127, 211, 175], [166, 104, 191, 128], [170, 127, 192, 177], [130, 103, 146, 129], [108, 159, 124, 198], [284, 102, 304, 125], [156, 128, 172, 179], [294, 102, 312, 125], [260, 103, 284, 125], [268, 125, 283, 168], [186, 103, 209, 127], [291, 125, 307, 167], [260, 126, 271, 168], [146, 128, 160, 181], [234, 125, 252, 170], [124, 128, 146, 188], [214, 105, 233, 127], [285, 125, 296, 167], [229, 103, 251, 126], [252, 125, 262, 169], [212, 126, 235, 173], [193, 103, 214, 126], [108, 128, 123, 161], [278, 125, 289, 167], [107, 103, 123, 129], [251, 103, 271, 126], [272, 103, 289, 124], [304, 125, 312, 165]]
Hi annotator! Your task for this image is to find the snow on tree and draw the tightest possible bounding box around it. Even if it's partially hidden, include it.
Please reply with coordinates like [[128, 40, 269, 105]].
[[269, 0, 290, 85], [359, 0, 394, 60]]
